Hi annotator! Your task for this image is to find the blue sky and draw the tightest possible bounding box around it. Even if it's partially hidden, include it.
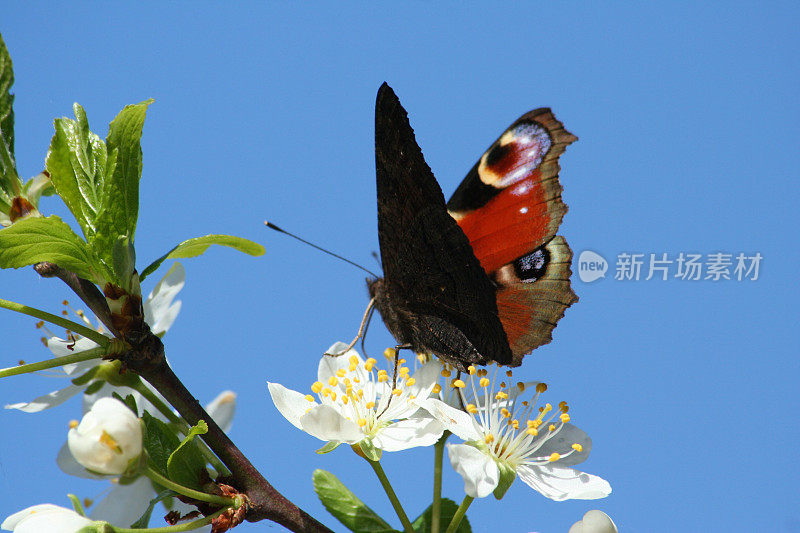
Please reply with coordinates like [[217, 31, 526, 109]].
[[1, 3, 799, 532]]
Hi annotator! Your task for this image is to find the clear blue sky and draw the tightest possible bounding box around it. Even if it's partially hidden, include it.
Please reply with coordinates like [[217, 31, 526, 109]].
[[2, 3, 799, 532]]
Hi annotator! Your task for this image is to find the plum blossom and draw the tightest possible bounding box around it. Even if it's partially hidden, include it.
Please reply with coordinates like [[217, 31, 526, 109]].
[[568, 510, 618, 533], [268, 343, 443, 453], [1, 504, 95, 533], [59, 391, 236, 528], [418, 364, 611, 501], [67, 397, 143, 476]]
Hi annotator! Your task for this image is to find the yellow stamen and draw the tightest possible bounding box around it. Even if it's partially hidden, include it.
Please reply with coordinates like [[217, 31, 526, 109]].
[[392, 388, 402, 396], [572, 443, 583, 453], [311, 381, 323, 394], [358, 418, 367, 427], [328, 376, 338, 386], [452, 379, 465, 388], [479, 377, 490, 387], [495, 391, 508, 400], [405, 378, 416, 386], [484, 434, 495, 444], [99, 431, 122, 453], [69, 419, 79, 429], [304, 395, 315, 402], [432, 384, 442, 394], [366, 401, 375, 409], [560, 413, 570, 423], [384, 347, 396, 359], [466, 403, 478, 414], [548, 453, 560, 462], [548, 424, 556, 432], [468, 365, 476, 375]]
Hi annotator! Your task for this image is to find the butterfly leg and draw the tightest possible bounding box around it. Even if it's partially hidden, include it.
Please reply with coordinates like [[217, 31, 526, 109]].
[[324, 298, 376, 357], [378, 343, 412, 417]]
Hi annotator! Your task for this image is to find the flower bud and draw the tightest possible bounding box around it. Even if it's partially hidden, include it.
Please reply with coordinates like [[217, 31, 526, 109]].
[[568, 510, 618, 533], [1, 504, 95, 533], [67, 397, 143, 476]]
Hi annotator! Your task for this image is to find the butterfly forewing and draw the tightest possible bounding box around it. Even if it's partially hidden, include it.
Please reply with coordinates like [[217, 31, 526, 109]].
[[373, 83, 513, 367]]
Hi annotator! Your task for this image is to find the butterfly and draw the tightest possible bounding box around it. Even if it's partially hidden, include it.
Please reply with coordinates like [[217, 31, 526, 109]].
[[366, 83, 578, 370]]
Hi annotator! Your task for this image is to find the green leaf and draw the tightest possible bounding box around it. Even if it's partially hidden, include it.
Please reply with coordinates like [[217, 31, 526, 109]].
[[312, 469, 398, 533], [0, 32, 19, 203], [92, 100, 152, 264], [411, 499, 472, 533], [142, 411, 181, 477], [166, 420, 208, 490], [0, 32, 15, 160], [140, 234, 265, 281], [45, 103, 110, 241], [0, 215, 102, 280], [316, 441, 341, 454], [129, 489, 176, 529]]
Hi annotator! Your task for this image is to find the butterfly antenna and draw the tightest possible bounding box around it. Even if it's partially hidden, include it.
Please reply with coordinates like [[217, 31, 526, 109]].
[[265, 221, 380, 278]]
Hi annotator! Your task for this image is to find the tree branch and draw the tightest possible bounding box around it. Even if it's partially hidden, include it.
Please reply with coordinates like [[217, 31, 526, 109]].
[[132, 348, 332, 532], [33, 262, 120, 337]]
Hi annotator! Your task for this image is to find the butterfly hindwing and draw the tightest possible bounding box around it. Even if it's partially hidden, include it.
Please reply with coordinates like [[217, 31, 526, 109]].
[[447, 109, 579, 363], [373, 83, 513, 367]]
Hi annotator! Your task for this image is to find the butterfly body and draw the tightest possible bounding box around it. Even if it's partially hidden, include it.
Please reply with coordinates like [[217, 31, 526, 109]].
[[370, 83, 577, 370]]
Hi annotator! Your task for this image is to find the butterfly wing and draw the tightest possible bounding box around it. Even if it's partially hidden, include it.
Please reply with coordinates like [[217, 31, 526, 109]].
[[374, 83, 513, 367], [447, 109, 578, 365]]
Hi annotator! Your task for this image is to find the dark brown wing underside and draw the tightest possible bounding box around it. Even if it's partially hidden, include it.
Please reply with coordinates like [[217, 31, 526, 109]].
[[374, 83, 512, 366]]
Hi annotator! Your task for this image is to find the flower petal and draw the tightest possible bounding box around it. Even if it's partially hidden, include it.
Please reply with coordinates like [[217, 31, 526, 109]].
[[300, 404, 363, 443], [47, 337, 101, 358], [144, 262, 185, 335], [318, 343, 361, 384], [517, 464, 611, 501], [416, 398, 482, 441], [205, 390, 236, 432], [5, 384, 85, 413], [535, 423, 592, 467], [56, 441, 104, 479], [372, 412, 444, 452], [90, 475, 154, 525], [267, 382, 316, 431], [447, 443, 499, 498], [568, 510, 618, 533]]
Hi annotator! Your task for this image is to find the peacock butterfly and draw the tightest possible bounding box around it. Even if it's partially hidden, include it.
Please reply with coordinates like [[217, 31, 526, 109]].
[[367, 83, 578, 370]]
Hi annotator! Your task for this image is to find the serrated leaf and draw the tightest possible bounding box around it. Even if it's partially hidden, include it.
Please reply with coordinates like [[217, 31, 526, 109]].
[[92, 100, 152, 265], [0, 32, 15, 160], [45, 104, 109, 240], [128, 489, 176, 529], [312, 469, 398, 533], [0, 32, 18, 202], [142, 411, 181, 477], [140, 234, 265, 281], [411, 499, 472, 533], [0, 215, 102, 280], [166, 420, 208, 490]]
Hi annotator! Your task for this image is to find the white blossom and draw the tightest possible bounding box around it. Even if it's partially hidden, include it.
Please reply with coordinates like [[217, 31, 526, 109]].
[[1, 504, 94, 533], [68, 397, 143, 476], [568, 510, 618, 533], [418, 364, 611, 501], [269, 343, 443, 452]]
